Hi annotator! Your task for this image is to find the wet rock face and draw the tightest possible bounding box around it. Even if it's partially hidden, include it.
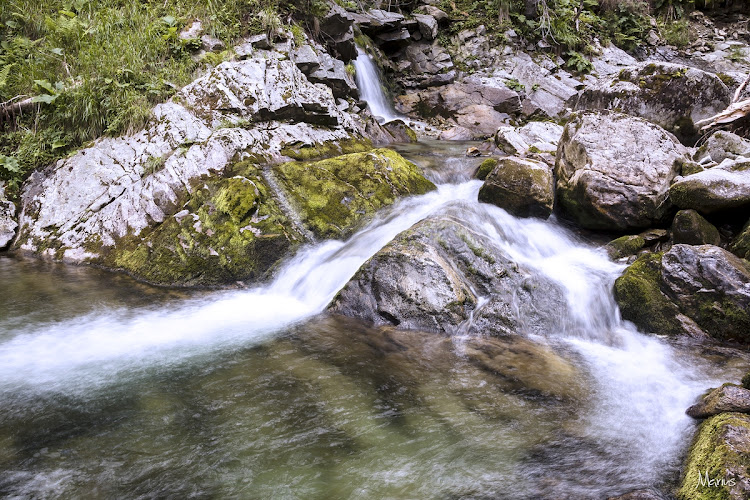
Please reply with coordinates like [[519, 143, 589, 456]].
[[555, 112, 689, 231], [687, 384, 750, 419], [329, 212, 567, 336], [478, 156, 554, 219], [679, 412, 750, 500], [576, 62, 731, 144], [669, 157, 750, 215], [614, 245, 750, 342]]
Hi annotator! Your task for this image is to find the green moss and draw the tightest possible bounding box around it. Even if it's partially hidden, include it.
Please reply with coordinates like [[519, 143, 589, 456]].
[[273, 148, 436, 239], [672, 209, 720, 246], [108, 163, 304, 287], [605, 235, 646, 259], [475, 158, 498, 180], [280, 138, 373, 162], [613, 252, 685, 335], [678, 413, 750, 500], [731, 218, 750, 260]]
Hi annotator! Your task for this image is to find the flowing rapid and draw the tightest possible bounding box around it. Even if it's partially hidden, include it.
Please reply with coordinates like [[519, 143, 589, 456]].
[[0, 88, 746, 499], [353, 48, 401, 123]]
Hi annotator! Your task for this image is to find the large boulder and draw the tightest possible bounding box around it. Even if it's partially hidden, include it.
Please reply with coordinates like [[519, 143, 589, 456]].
[[695, 130, 750, 165], [614, 245, 750, 342], [328, 210, 567, 336], [576, 62, 731, 143], [678, 412, 750, 500], [687, 384, 750, 419], [14, 45, 389, 285], [555, 112, 689, 231], [272, 148, 435, 239], [319, 1, 357, 62], [672, 209, 721, 246], [495, 121, 563, 157], [478, 156, 554, 218], [0, 183, 16, 249], [669, 157, 750, 214]]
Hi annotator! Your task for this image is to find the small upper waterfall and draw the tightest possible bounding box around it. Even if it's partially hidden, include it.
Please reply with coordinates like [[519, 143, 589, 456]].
[[353, 48, 400, 123]]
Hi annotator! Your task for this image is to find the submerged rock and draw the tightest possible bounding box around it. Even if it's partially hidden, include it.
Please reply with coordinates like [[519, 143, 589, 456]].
[[273, 148, 435, 239], [679, 412, 750, 500], [478, 156, 554, 218], [614, 245, 750, 342], [669, 157, 750, 214], [329, 211, 567, 336], [687, 384, 750, 419], [672, 209, 720, 246], [0, 183, 16, 249], [576, 62, 731, 143], [555, 112, 689, 231]]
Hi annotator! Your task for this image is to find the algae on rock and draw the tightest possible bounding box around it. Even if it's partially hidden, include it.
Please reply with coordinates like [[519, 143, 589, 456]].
[[273, 148, 436, 239], [109, 164, 304, 287]]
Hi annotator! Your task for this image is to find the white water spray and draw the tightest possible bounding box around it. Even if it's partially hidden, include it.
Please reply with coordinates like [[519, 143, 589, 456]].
[[353, 48, 401, 123]]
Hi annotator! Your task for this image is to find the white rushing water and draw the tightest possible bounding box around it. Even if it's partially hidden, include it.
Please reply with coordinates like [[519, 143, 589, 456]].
[[353, 48, 401, 123]]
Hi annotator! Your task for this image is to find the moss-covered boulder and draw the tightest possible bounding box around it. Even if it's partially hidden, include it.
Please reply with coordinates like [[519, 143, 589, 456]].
[[605, 235, 646, 260], [678, 412, 750, 500], [670, 158, 750, 215], [273, 148, 436, 239], [108, 164, 304, 287], [672, 209, 721, 246], [474, 158, 498, 180], [614, 245, 750, 342], [478, 156, 554, 219], [732, 218, 750, 260]]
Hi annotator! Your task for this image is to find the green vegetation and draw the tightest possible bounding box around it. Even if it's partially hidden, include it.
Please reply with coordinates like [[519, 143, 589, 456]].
[[0, 0, 312, 191]]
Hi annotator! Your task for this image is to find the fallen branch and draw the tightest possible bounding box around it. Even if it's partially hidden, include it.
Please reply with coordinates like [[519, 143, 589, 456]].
[[696, 98, 750, 130], [0, 95, 35, 130], [733, 73, 750, 104]]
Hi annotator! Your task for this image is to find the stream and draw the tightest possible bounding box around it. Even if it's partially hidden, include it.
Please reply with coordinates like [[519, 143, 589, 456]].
[[2, 58, 750, 498]]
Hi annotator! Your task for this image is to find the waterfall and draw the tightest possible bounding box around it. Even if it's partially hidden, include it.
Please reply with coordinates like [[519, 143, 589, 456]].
[[353, 48, 400, 123]]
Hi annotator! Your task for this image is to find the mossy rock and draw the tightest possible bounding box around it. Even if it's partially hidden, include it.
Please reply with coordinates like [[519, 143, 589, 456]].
[[273, 148, 436, 239], [672, 209, 721, 246], [613, 252, 685, 335], [475, 158, 498, 180], [280, 137, 373, 162], [678, 412, 750, 500], [107, 164, 304, 287], [731, 218, 750, 260], [605, 235, 646, 260]]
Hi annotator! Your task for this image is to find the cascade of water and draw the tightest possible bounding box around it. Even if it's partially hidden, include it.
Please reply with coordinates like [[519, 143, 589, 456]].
[[352, 48, 400, 123]]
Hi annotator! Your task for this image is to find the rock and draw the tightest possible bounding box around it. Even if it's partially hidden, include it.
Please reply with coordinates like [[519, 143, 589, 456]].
[[307, 53, 359, 100], [438, 126, 474, 141], [14, 49, 387, 285], [639, 228, 669, 245], [0, 183, 17, 249], [495, 121, 563, 156], [245, 33, 274, 50], [732, 217, 750, 260], [678, 412, 750, 500], [576, 62, 731, 144], [478, 156, 554, 218], [672, 209, 721, 246], [687, 384, 750, 418], [328, 210, 567, 335], [319, 1, 357, 61], [605, 235, 646, 260], [555, 112, 689, 231], [381, 119, 417, 143], [419, 5, 449, 24], [669, 158, 750, 214], [413, 14, 438, 41], [475, 158, 498, 180], [291, 44, 321, 74], [179, 20, 203, 40], [200, 35, 224, 52], [614, 245, 750, 342], [465, 147, 481, 157], [695, 130, 750, 165], [395, 42, 456, 89], [272, 148, 435, 239]]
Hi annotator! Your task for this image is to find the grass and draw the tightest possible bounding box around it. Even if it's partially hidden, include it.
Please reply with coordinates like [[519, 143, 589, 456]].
[[0, 0, 277, 191]]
